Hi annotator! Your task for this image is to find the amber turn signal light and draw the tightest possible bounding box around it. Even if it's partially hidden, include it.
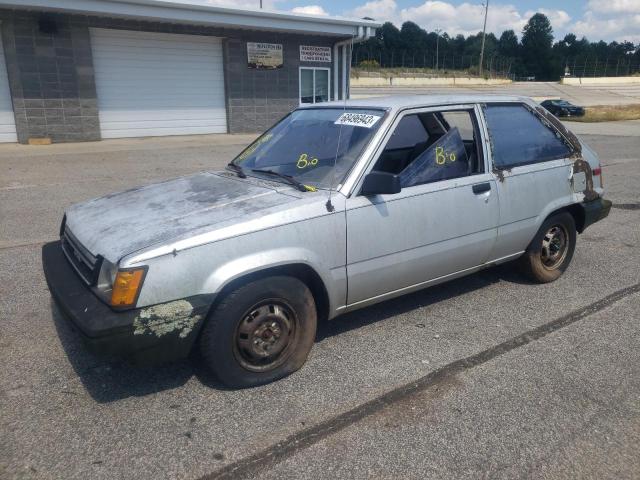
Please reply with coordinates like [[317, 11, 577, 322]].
[[110, 268, 146, 307]]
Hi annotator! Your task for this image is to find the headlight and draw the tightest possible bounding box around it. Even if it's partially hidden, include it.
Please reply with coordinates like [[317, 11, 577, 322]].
[[93, 260, 147, 308], [110, 267, 147, 308], [96, 258, 117, 291]]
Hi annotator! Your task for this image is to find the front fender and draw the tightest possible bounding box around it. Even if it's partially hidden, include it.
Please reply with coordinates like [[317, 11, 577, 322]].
[[202, 247, 346, 318]]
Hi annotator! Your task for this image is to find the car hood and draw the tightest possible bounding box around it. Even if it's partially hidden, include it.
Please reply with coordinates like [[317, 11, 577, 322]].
[[64, 172, 300, 262]]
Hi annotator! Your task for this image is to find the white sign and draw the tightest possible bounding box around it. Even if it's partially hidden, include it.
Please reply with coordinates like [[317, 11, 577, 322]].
[[300, 45, 332, 63], [247, 42, 283, 69], [334, 112, 382, 128]]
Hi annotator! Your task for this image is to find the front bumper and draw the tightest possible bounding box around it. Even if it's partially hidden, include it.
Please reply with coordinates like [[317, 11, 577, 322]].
[[580, 197, 612, 232], [42, 241, 213, 364]]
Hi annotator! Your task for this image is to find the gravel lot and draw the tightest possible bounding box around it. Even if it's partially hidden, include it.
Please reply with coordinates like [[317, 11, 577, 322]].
[[0, 126, 638, 479]]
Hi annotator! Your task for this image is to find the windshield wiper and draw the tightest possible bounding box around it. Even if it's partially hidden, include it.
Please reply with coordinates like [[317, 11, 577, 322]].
[[227, 162, 246, 178], [251, 169, 310, 192]]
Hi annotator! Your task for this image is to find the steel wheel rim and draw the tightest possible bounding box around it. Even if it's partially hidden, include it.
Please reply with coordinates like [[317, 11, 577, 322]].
[[540, 224, 569, 270], [233, 300, 298, 372]]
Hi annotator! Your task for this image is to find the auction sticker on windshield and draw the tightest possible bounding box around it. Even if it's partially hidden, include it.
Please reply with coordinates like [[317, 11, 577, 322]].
[[334, 112, 382, 128]]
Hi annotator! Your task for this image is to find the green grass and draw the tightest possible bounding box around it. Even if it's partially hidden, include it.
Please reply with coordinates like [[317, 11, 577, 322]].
[[564, 104, 640, 122]]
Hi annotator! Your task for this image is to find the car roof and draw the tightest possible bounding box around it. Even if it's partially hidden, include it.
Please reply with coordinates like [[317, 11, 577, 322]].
[[298, 94, 534, 113]]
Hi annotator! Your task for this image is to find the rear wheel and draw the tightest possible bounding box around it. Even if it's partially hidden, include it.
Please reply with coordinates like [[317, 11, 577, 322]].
[[199, 276, 317, 388], [519, 212, 576, 283]]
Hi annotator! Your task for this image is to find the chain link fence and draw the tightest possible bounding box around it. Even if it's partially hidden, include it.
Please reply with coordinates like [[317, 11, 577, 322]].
[[352, 46, 640, 80], [563, 57, 640, 78], [351, 48, 516, 79]]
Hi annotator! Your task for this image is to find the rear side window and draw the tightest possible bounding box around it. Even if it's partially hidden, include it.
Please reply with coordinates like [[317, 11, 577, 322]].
[[484, 104, 571, 168]]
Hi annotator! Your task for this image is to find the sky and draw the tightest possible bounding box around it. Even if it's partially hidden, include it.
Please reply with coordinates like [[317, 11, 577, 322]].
[[185, 0, 640, 44]]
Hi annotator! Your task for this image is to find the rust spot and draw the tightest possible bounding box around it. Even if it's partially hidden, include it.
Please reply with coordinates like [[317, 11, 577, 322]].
[[492, 166, 511, 183], [572, 157, 598, 201]]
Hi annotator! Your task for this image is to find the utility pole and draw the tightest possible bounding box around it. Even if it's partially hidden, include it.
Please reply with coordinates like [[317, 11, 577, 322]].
[[259, 0, 262, 8], [478, 0, 489, 77], [435, 28, 442, 71]]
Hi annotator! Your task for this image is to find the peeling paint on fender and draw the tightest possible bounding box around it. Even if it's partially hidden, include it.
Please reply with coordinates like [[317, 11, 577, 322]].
[[133, 300, 202, 338]]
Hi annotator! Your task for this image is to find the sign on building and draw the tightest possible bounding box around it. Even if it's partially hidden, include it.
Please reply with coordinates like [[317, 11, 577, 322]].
[[247, 42, 283, 69], [300, 45, 331, 63]]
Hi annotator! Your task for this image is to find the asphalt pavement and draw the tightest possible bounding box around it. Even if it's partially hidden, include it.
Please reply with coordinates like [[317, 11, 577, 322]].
[[0, 127, 638, 479], [351, 81, 640, 106]]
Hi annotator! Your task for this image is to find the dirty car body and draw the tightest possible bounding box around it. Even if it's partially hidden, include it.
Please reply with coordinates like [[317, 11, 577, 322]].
[[43, 95, 611, 385]]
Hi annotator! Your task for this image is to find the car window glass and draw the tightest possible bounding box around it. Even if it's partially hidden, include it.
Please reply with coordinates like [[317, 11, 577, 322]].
[[234, 108, 384, 189], [373, 109, 482, 186], [484, 104, 571, 168], [440, 111, 474, 140], [399, 127, 469, 187], [385, 114, 429, 150]]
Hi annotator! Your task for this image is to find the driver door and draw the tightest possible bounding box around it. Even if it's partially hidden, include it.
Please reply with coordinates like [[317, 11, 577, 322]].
[[345, 105, 499, 307]]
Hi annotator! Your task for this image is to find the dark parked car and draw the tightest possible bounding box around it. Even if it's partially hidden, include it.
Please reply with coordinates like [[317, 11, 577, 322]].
[[540, 99, 585, 117]]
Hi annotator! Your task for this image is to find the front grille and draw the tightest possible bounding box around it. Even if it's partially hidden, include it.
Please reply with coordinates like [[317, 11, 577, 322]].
[[61, 227, 101, 285]]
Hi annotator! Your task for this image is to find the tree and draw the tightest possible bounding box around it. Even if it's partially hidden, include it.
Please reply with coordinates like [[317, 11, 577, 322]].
[[351, 15, 640, 79], [400, 21, 428, 53], [498, 30, 519, 58], [521, 13, 560, 80], [377, 22, 401, 50]]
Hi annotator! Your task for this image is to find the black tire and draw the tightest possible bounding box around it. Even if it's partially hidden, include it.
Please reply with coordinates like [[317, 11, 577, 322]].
[[519, 212, 576, 283], [199, 275, 317, 388]]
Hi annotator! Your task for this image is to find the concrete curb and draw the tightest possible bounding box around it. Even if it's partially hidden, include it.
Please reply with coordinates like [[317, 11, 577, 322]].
[[561, 76, 640, 85], [351, 76, 512, 87]]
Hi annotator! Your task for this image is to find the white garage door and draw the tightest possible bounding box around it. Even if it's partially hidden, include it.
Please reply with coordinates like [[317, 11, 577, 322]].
[[0, 31, 18, 143], [90, 28, 227, 138]]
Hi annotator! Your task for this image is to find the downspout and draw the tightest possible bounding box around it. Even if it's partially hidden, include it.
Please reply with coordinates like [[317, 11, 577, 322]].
[[333, 25, 370, 101]]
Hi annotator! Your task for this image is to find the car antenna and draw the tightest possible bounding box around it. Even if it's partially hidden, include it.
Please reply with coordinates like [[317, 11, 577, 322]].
[[326, 34, 354, 213]]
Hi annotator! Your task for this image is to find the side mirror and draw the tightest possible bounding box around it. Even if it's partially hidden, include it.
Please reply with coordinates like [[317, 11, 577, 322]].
[[361, 171, 401, 196]]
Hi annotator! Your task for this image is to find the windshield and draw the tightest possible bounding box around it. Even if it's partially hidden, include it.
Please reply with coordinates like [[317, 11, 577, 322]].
[[232, 108, 385, 189]]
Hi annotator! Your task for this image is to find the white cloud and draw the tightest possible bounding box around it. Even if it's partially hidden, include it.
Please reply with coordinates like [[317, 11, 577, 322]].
[[577, 1, 640, 43], [572, 11, 640, 43], [526, 8, 572, 29], [344, 0, 637, 43], [346, 0, 400, 23], [346, 1, 571, 38], [397, 2, 530, 37], [587, 0, 640, 14], [291, 5, 329, 15]]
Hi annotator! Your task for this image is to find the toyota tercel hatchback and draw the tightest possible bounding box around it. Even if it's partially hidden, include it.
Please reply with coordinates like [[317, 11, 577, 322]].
[[43, 95, 611, 387]]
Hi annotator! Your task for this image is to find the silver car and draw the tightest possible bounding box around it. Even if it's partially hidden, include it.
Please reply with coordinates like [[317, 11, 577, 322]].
[[42, 95, 611, 387]]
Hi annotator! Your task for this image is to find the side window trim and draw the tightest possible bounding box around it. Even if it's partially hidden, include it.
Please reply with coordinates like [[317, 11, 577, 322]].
[[353, 104, 485, 196], [482, 102, 575, 170]]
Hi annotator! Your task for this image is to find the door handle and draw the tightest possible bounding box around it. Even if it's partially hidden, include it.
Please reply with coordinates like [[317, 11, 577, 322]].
[[472, 182, 491, 194]]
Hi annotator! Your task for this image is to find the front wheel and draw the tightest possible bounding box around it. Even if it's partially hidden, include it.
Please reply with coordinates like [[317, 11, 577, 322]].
[[199, 276, 317, 388], [519, 212, 577, 283]]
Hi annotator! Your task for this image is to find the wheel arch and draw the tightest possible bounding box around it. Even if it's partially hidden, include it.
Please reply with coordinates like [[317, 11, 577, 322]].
[[205, 263, 331, 325], [547, 203, 586, 233]]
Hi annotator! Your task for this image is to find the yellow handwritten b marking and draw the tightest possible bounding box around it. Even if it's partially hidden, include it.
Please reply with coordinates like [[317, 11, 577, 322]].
[[297, 153, 319, 169]]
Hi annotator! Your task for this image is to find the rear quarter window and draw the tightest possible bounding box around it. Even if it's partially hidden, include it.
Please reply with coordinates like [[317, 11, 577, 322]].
[[484, 104, 572, 168]]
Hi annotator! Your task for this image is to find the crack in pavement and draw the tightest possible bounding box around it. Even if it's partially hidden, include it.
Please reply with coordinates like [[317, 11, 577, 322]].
[[200, 282, 640, 480], [612, 203, 640, 211]]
